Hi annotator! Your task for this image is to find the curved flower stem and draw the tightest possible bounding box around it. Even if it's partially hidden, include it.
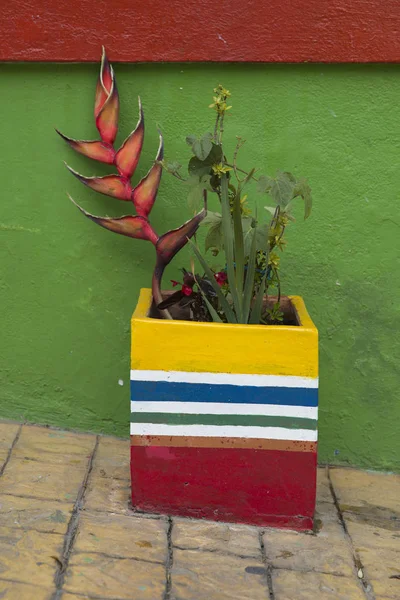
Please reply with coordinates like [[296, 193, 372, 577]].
[[152, 260, 173, 320]]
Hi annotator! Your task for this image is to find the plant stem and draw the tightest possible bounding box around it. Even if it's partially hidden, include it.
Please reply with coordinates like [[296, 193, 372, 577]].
[[152, 260, 173, 320], [274, 267, 281, 303], [232, 138, 245, 183], [225, 163, 260, 182], [213, 114, 220, 143]]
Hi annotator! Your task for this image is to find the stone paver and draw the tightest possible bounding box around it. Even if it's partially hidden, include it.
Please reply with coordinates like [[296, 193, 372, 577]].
[[263, 501, 355, 577], [15, 425, 95, 457], [171, 547, 268, 600], [84, 472, 132, 515], [172, 517, 260, 558], [0, 527, 63, 586], [272, 569, 366, 599], [0, 457, 87, 502], [0, 494, 72, 534], [0, 581, 53, 600], [344, 517, 400, 599], [92, 436, 130, 480], [75, 510, 168, 562], [0, 420, 399, 600], [330, 467, 400, 515], [63, 554, 165, 599]]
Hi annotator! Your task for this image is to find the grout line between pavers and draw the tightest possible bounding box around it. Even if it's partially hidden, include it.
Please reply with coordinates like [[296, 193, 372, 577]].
[[163, 516, 174, 600], [0, 423, 23, 477], [51, 434, 100, 600], [0, 492, 77, 503], [327, 466, 376, 600], [259, 530, 275, 600]]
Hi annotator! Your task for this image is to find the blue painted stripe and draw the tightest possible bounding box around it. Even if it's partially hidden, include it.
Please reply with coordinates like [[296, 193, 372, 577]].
[[130, 380, 318, 407]]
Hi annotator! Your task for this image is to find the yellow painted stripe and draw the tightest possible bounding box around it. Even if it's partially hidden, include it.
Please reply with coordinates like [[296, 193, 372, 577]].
[[131, 288, 318, 377]]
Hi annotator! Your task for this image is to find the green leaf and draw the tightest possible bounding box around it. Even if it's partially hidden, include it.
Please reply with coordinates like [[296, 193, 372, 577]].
[[220, 173, 241, 321], [188, 143, 223, 178], [232, 187, 245, 320], [265, 206, 277, 217], [243, 221, 269, 255], [188, 239, 237, 323], [242, 222, 258, 323], [205, 222, 223, 253], [186, 134, 197, 146], [187, 175, 213, 212], [242, 216, 254, 255], [269, 171, 297, 208], [192, 133, 213, 161], [257, 175, 274, 193], [194, 276, 223, 323], [187, 185, 204, 212], [293, 178, 313, 219], [165, 161, 182, 174], [249, 270, 268, 325], [201, 211, 222, 227], [202, 293, 223, 322], [281, 201, 296, 221]]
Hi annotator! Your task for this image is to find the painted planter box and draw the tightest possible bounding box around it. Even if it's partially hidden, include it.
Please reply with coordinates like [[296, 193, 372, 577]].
[[130, 288, 318, 530]]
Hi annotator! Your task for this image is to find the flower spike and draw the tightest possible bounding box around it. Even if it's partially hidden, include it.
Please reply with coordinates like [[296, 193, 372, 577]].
[[59, 49, 208, 320], [132, 132, 164, 218]]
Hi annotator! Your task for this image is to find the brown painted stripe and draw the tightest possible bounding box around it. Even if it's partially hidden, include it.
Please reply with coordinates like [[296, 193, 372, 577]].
[[130, 435, 317, 453]]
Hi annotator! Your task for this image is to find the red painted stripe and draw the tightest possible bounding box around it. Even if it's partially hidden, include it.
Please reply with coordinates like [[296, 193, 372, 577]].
[[1, 0, 400, 63], [131, 446, 317, 530]]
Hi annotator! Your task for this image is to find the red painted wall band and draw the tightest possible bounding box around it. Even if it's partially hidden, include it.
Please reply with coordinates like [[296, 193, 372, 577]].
[[2, 0, 400, 63], [131, 445, 317, 528]]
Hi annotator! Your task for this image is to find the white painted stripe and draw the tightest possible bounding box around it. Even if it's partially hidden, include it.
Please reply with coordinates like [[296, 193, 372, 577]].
[[130, 401, 318, 420], [130, 369, 318, 389], [130, 423, 318, 441]]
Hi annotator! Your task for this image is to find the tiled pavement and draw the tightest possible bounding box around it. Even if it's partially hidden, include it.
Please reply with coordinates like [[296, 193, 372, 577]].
[[0, 421, 399, 600]]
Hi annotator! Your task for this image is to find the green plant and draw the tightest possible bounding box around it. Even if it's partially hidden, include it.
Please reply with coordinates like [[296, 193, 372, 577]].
[[57, 48, 206, 318], [160, 85, 313, 324]]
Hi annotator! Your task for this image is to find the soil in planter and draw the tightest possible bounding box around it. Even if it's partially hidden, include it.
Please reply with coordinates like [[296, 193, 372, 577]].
[[150, 293, 300, 326]]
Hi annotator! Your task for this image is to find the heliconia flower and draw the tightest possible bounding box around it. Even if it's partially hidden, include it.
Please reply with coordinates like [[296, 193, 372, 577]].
[[215, 271, 228, 286], [58, 49, 208, 319]]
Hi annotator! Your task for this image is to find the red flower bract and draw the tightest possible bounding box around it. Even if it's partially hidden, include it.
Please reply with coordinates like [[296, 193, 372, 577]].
[[182, 284, 193, 296], [215, 271, 228, 286]]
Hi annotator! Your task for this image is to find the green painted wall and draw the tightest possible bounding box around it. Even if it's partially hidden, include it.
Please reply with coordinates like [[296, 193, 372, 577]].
[[0, 63, 399, 471]]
